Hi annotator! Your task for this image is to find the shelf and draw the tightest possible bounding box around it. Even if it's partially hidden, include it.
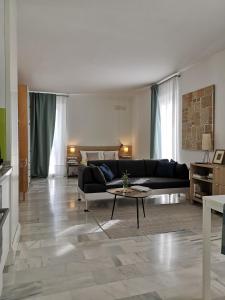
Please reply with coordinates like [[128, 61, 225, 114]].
[[192, 163, 214, 169], [192, 176, 213, 184], [192, 196, 203, 203], [190, 163, 224, 205]]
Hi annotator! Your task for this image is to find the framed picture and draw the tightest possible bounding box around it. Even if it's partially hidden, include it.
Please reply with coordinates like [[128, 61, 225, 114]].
[[212, 149, 225, 164]]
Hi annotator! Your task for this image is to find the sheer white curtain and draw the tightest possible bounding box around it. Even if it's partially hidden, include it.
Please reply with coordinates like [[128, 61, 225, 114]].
[[157, 77, 179, 161], [49, 95, 67, 177]]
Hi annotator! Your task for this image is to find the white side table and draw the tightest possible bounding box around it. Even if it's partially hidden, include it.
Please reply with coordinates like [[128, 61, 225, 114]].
[[203, 195, 225, 300]]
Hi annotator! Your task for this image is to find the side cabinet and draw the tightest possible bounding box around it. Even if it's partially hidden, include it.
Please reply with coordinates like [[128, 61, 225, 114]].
[[190, 163, 225, 204], [0, 169, 11, 295], [213, 165, 225, 195]]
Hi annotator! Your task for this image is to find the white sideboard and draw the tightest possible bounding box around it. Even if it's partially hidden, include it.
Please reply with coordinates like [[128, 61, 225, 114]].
[[203, 195, 225, 300], [0, 167, 12, 294]]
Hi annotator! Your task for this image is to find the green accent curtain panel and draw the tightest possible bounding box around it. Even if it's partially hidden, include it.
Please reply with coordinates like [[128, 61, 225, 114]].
[[30, 93, 56, 178], [150, 85, 161, 159]]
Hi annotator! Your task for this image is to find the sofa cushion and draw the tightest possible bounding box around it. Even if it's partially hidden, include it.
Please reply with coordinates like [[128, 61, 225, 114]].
[[87, 160, 118, 177], [84, 183, 106, 193], [118, 160, 146, 177], [99, 164, 114, 181], [176, 163, 189, 179], [106, 177, 189, 190], [106, 178, 124, 189], [144, 160, 159, 177], [103, 151, 118, 160], [155, 161, 176, 178], [130, 177, 190, 189], [86, 152, 100, 161], [89, 165, 106, 184], [78, 166, 93, 190]]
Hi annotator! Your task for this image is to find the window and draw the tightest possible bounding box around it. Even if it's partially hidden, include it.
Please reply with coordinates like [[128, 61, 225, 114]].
[[152, 77, 179, 160], [49, 96, 67, 176]]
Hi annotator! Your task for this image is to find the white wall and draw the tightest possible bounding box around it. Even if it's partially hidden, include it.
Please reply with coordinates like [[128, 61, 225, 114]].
[[67, 93, 132, 147], [5, 0, 20, 262], [132, 87, 150, 159], [67, 49, 225, 163], [179, 48, 225, 165], [0, 0, 5, 107]]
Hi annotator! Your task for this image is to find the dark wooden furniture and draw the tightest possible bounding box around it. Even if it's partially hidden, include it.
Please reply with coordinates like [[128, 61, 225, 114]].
[[67, 160, 81, 177]]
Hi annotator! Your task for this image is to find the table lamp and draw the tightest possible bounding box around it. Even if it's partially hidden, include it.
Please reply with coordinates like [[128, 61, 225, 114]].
[[68, 145, 76, 156], [123, 146, 129, 154], [202, 133, 212, 163], [69, 146, 76, 154]]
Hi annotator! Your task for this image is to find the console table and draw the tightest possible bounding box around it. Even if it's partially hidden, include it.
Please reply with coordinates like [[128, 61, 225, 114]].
[[203, 195, 225, 300]]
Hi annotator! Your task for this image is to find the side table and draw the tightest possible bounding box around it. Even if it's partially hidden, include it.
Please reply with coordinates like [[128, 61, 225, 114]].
[[203, 195, 225, 300], [67, 163, 81, 177]]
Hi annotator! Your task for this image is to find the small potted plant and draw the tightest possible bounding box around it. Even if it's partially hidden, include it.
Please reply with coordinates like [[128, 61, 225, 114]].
[[121, 170, 130, 193]]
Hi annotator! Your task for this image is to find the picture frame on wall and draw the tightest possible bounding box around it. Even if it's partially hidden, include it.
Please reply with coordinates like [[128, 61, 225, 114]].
[[212, 149, 225, 164]]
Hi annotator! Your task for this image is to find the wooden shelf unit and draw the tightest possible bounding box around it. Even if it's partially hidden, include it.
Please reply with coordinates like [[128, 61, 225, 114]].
[[190, 163, 225, 204]]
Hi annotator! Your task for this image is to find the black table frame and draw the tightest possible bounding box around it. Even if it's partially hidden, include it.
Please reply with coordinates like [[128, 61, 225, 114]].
[[111, 194, 146, 228]]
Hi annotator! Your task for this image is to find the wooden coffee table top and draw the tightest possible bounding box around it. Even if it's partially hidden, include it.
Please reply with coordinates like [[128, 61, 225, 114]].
[[107, 187, 152, 199]]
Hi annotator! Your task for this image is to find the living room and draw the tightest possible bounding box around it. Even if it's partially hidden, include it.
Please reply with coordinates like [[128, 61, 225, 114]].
[[1, 1, 225, 299]]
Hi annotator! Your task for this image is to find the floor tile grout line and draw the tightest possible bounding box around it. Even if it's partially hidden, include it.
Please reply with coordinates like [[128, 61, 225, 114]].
[[92, 214, 112, 239]]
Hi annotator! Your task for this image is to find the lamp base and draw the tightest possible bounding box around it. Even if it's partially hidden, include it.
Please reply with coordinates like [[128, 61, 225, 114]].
[[203, 150, 210, 164]]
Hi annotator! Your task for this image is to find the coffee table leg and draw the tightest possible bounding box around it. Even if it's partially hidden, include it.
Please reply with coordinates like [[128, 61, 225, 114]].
[[111, 195, 117, 220], [142, 198, 146, 217], [136, 198, 139, 228]]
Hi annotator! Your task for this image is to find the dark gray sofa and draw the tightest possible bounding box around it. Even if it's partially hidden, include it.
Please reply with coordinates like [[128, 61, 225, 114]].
[[77, 159, 190, 211]]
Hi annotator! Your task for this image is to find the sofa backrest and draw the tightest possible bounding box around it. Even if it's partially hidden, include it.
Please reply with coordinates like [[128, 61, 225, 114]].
[[144, 160, 160, 177], [118, 160, 146, 177], [87, 159, 189, 179]]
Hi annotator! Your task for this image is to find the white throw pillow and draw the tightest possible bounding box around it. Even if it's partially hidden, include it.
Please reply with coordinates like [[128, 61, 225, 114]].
[[80, 151, 103, 163], [103, 151, 119, 160], [86, 152, 100, 161]]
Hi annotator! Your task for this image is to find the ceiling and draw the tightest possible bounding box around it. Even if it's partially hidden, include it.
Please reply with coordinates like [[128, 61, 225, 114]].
[[17, 0, 225, 94]]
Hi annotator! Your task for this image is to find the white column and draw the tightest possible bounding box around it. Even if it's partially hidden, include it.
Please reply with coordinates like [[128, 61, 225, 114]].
[[4, 0, 21, 264], [203, 197, 212, 300]]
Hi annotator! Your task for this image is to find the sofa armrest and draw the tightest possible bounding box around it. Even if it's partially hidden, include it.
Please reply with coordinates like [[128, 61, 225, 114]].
[[78, 165, 95, 191], [176, 163, 189, 179]]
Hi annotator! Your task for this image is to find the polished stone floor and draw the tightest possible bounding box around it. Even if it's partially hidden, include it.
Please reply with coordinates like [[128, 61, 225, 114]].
[[1, 178, 225, 300]]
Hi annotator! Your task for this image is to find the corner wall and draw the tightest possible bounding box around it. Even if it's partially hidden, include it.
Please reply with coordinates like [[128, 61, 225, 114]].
[[5, 0, 20, 262], [0, 0, 6, 160], [179, 49, 225, 165]]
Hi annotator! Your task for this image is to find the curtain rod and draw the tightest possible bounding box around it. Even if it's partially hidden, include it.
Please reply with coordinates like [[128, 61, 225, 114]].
[[29, 90, 69, 97], [156, 72, 181, 86]]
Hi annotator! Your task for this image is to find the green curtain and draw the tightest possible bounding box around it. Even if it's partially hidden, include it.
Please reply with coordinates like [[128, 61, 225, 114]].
[[150, 85, 161, 158], [30, 93, 56, 178]]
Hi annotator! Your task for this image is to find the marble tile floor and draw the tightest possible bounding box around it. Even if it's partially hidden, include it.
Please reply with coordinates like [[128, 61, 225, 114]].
[[1, 177, 225, 300]]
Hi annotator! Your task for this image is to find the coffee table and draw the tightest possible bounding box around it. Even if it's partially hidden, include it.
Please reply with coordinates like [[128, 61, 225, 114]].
[[107, 188, 152, 228]]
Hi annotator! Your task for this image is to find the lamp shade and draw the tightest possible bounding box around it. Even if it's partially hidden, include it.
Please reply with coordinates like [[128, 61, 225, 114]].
[[202, 133, 212, 151], [123, 146, 129, 153], [68, 145, 76, 153]]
